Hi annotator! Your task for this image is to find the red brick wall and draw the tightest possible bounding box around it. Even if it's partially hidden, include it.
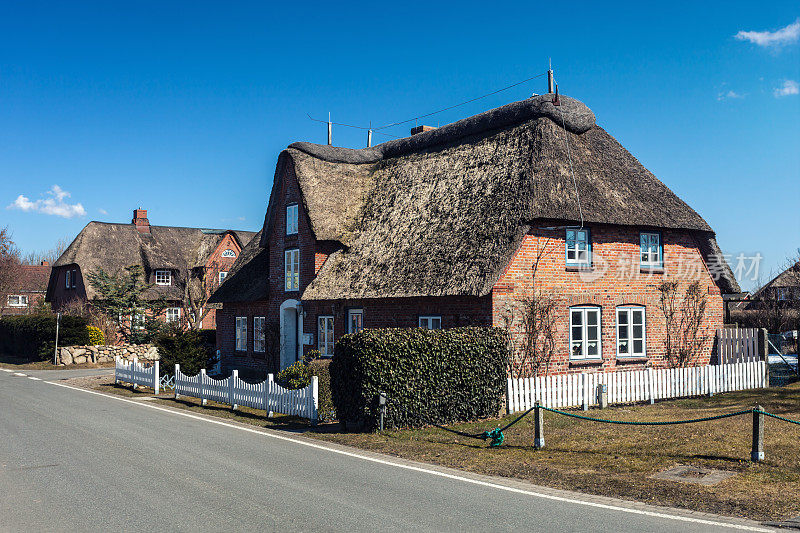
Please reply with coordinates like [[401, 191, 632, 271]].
[[202, 232, 245, 329], [492, 225, 724, 376]]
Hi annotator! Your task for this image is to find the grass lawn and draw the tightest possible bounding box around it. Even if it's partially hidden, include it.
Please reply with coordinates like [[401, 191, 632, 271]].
[[84, 375, 799, 522], [0, 353, 115, 371]]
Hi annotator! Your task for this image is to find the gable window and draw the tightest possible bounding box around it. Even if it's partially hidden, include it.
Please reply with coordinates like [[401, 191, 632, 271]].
[[640, 232, 662, 268], [286, 204, 299, 235], [419, 316, 442, 330], [318, 315, 334, 356], [566, 228, 591, 266], [284, 249, 299, 291], [235, 317, 247, 351], [72, 269, 77, 288], [348, 309, 363, 334], [219, 271, 228, 285], [165, 307, 181, 323], [155, 270, 172, 286], [7, 295, 28, 307], [221, 249, 236, 258], [776, 287, 789, 301], [570, 306, 601, 360], [616, 306, 646, 358], [253, 316, 266, 353]]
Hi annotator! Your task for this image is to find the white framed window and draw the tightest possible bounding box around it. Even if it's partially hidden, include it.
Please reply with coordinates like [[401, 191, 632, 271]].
[[640, 232, 662, 268], [286, 204, 299, 235], [155, 270, 172, 286], [165, 307, 181, 323], [570, 306, 601, 360], [219, 271, 228, 284], [566, 228, 591, 266], [348, 309, 363, 334], [7, 295, 28, 307], [616, 306, 646, 358], [284, 249, 299, 291], [65, 269, 71, 289], [419, 316, 442, 330], [132, 311, 145, 331], [235, 316, 247, 351], [318, 315, 334, 356], [253, 316, 266, 352], [221, 249, 236, 258]]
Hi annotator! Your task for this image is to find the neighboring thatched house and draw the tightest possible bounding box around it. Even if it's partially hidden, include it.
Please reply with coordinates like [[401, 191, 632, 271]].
[[46, 209, 256, 329], [730, 259, 800, 332], [210, 92, 739, 375], [1, 261, 51, 316]]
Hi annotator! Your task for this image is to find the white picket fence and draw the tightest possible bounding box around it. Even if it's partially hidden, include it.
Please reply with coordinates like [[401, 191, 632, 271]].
[[507, 360, 768, 413], [115, 356, 160, 394], [174, 365, 318, 422]]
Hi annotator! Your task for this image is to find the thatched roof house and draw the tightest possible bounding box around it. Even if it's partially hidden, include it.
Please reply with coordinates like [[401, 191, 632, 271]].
[[215, 93, 738, 305], [47, 209, 256, 310]]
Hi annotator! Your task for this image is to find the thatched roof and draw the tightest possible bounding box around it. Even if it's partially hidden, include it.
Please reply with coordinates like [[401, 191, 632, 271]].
[[220, 93, 739, 303], [753, 260, 800, 297], [47, 222, 255, 301], [207, 230, 269, 304]]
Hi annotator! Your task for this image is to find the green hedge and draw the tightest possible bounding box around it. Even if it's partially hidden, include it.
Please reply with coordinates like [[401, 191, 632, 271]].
[[154, 326, 213, 377], [275, 357, 336, 422], [0, 314, 90, 361], [330, 327, 509, 431]]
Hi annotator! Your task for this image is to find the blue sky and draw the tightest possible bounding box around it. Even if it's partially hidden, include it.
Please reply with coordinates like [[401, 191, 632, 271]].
[[1, 1, 798, 290]]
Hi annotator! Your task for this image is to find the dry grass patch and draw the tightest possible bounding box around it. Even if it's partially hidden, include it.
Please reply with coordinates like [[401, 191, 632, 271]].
[[0, 353, 114, 371], [311, 383, 800, 522]]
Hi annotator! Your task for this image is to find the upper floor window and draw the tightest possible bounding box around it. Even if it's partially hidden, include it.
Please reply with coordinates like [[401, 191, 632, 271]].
[[286, 204, 299, 235], [318, 315, 334, 356], [7, 295, 28, 307], [235, 316, 247, 351], [348, 309, 363, 334], [65, 269, 77, 289], [566, 228, 591, 266], [640, 232, 662, 268], [284, 249, 299, 291], [155, 270, 172, 286], [219, 271, 228, 284], [221, 249, 236, 258], [616, 306, 646, 358], [419, 316, 442, 330], [65, 270, 71, 289], [165, 307, 181, 323], [570, 306, 601, 360], [776, 287, 790, 301]]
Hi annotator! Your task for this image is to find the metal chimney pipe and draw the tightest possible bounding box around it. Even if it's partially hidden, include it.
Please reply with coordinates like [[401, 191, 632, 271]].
[[547, 69, 554, 94], [327, 112, 332, 145], [367, 128, 372, 148]]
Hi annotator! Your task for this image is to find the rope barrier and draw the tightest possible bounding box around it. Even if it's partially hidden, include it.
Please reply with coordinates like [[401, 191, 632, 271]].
[[432, 405, 799, 448]]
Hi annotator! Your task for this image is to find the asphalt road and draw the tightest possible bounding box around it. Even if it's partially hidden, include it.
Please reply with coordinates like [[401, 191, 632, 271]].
[[0, 369, 774, 533]]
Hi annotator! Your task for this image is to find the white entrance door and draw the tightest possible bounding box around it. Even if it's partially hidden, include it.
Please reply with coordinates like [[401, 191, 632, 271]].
[[280, 300, 299, 369]]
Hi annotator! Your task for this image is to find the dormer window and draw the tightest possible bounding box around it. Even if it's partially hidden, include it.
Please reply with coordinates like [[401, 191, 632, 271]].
[[155, 270, 172, 286], [221, 249, 236, 258], [286, 204, 298, 235]]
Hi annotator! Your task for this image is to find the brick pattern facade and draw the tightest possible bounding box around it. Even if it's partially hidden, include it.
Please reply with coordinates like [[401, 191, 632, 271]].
[[217, 158, 724, 377]]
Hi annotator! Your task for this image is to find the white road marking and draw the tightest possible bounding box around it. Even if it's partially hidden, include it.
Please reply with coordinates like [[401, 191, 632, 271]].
[[45, 380, 771, 532], [1, 368, 14, 372], [12, 372, 27, 377], [28, 376, 42, 381]]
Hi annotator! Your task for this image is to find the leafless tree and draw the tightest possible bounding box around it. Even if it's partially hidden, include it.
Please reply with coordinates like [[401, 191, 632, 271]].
[[502, 235, 559, 378], [0, 227, 22, 299], [178, 257, 225, 330], [21, 237, 69, 265], [658, 280, 709, 367]]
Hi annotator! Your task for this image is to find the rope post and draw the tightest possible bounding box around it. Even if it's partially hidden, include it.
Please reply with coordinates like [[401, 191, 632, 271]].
[[751, 405, 764, 462], [533, 401, 544, 449]]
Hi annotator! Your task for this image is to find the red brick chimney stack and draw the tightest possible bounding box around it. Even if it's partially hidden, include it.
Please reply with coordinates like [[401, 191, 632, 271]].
[[40, 260, 49, 266], [132, 208, 150, 234]]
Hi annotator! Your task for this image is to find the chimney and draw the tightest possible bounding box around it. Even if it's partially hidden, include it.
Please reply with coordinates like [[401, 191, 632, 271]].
[[132, 208, 150, 234], [411, 125, 437, 136], [40, 260, 49, 266]]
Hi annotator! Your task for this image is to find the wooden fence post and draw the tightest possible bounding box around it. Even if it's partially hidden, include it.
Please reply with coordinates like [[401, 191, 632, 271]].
[[200, 369, 207, 406], [154, 360, 160, 395], [751, 405, 764, 462], [174, 364, 180, 399], [266, 374, 274, 418], [533, 401, 544, 449], [582, 373, 589, 411], [311, 375, 319, 426], [230, 369, 238, 410], [647, 368, 655, 404]]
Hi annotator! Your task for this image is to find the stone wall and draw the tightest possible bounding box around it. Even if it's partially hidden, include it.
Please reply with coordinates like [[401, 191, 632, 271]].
[[58, 344, 159, 365]]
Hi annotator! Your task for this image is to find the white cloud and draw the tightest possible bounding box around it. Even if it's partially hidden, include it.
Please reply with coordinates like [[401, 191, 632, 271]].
[[7, 185, 87, 218], [98, 208, 108, 215], [237, 216, 246, 221], [735, 18, 800, 48], [717, 90, 746, 101], [774, 79, 799, 97]]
